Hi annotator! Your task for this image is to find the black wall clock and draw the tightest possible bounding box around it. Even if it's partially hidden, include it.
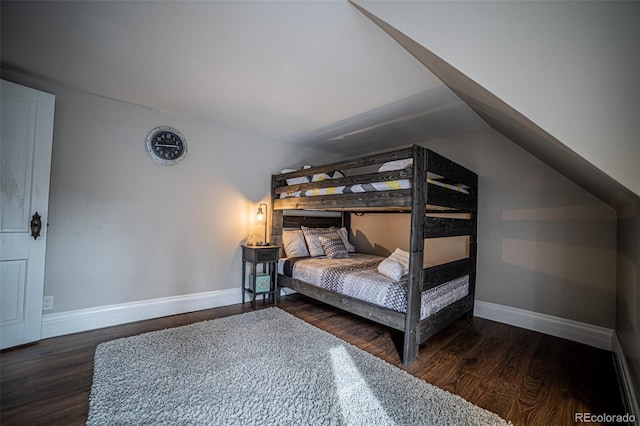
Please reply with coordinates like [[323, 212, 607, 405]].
[[145, 126, 187, 165]]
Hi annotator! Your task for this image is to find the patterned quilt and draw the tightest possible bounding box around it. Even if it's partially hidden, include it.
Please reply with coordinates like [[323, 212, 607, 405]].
[[278, 178, 469, 199], [285, 254, 469, 320]]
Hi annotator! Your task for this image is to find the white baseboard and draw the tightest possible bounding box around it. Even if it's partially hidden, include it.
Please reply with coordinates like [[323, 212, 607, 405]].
[[42, 293, 615, 351], [41, 288, 243, 339], [612, 334, 640, 425], [474, 300, 614, 351]]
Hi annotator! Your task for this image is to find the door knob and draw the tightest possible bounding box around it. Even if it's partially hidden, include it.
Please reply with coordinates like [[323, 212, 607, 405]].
[[30, 212, 42, 240]]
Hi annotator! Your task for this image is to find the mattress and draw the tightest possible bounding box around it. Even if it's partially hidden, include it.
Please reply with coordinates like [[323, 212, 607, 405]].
[[278, 178, 469, 199], [278, 253, 469, 320]]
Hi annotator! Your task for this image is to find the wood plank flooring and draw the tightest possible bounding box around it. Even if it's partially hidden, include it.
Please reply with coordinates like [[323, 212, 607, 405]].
[[1, 294, 625, 425]]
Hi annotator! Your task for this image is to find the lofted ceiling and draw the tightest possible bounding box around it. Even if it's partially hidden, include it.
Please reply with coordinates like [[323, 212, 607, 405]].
[[0, 1, 488, 155]]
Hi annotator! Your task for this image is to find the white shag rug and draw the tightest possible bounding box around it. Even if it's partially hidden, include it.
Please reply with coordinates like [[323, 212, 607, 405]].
[[88, 307, 510, 425]]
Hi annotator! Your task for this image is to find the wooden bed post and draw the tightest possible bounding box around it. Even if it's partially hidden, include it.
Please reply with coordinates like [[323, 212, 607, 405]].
[[467, 174, 479, 319], [342, 212, 351, 235], [403, 145, 426, 365], [271, 210, 283, 251], [271, 175, 284, 257]]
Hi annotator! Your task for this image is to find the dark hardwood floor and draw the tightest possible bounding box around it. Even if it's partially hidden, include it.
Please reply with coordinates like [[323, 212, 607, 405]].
[[1, 294, 625, 425]]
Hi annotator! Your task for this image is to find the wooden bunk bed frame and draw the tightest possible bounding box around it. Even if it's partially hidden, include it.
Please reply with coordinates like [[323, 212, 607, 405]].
[[270, 145, 478, 365]]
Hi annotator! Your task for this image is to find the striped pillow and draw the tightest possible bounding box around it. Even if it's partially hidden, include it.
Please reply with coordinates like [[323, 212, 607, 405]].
[[318, 234, 349, 259], [301, 226, 337, 257]]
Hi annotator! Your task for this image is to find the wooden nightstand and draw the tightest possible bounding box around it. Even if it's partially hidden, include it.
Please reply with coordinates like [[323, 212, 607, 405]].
[[241, 245, 279, 309]]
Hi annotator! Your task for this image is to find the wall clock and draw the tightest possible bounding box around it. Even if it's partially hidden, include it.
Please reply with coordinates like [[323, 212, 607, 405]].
[[145, 126, 187, 165]]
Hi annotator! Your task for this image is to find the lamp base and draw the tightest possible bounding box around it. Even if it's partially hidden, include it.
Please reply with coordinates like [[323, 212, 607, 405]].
[[256, 242, 269, 246]]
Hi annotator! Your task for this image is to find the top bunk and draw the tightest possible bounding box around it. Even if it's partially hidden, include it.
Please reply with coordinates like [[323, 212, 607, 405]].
[[272, 145, 477, 213]]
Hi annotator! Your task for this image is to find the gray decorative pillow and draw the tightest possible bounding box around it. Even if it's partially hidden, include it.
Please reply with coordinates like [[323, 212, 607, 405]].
[[282, 229, 309, 258], [301, 226, 337, 257], [318, 234, 349, 259]]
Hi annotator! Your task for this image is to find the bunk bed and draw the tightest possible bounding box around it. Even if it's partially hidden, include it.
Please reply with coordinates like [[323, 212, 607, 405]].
[[270, 145, 478, 365]]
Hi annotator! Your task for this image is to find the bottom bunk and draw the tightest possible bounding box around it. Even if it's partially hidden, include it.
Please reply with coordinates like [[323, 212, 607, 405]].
[[277, 253, 474, 363]]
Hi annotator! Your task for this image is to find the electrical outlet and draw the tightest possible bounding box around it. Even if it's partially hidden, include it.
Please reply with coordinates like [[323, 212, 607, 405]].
[[43, 296, 53, 311]]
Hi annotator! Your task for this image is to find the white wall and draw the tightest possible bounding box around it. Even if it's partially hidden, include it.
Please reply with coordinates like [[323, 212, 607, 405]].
[[351, 214, 468, 266], [617, 205, 640, 410], [352, 129, 617, 329], [3, 72, 337, 314], [357, 1, 640, 197]]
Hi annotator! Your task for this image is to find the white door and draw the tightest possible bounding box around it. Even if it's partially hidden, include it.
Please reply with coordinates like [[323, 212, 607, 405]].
[[0, 80, 55, 349]]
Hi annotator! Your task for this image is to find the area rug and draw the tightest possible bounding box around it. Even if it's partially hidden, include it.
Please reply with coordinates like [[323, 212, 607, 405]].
[[88, 308, 510, 425]]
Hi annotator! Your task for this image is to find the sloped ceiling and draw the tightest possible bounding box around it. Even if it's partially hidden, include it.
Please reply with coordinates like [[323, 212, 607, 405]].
[[0, 0, 487, 154], [352, 0, 640, 204], [350, 1, 637, 208]]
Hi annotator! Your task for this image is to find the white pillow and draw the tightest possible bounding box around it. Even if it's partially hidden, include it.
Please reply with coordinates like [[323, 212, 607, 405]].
[[336, 227, 355, 253], [390, 248, 410, 268], [377, 258, 405, 281], [282, 230, 309, 257], [378, 159, 413, 172], [301, 226, 337, 257], [377, 248, 410, 280]]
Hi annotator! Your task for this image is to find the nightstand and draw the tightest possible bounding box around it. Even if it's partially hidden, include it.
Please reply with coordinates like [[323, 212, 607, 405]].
[[241, 245, 279, 309]]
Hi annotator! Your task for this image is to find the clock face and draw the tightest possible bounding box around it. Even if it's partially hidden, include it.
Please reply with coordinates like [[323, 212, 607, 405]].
[[145, 126, 187, 165]]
